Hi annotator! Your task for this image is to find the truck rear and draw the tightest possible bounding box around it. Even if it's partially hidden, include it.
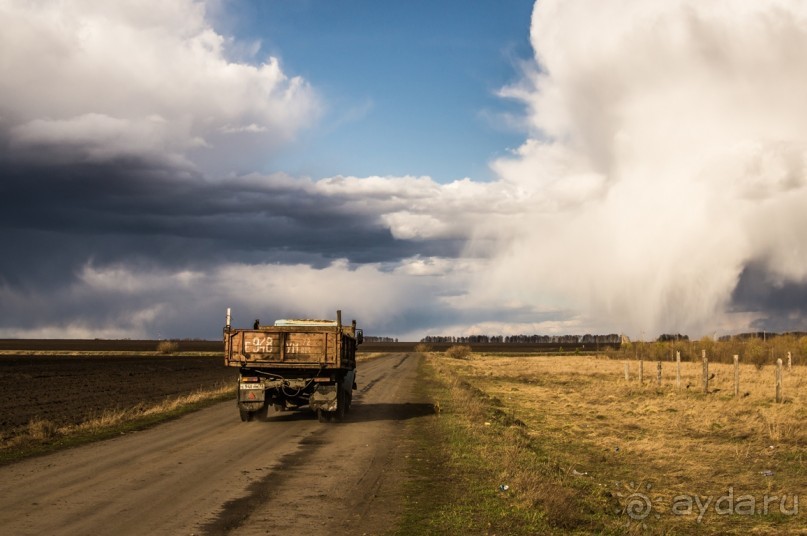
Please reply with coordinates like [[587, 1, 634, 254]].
[[223, 310, 362, 422]]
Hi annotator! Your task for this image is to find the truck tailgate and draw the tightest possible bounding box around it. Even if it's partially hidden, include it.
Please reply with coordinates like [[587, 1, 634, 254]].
[[226, 330, 337, 366]]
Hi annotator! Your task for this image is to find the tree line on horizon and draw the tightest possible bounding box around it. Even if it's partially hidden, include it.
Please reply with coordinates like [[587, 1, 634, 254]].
[[379, 331, 807, 346], [655, 331, 807, 342], [419, 334, 622, 344]]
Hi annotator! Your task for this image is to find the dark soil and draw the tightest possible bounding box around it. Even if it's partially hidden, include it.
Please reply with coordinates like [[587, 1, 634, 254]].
[[0, 354, 237, 432], [0, 339, 222, 352]]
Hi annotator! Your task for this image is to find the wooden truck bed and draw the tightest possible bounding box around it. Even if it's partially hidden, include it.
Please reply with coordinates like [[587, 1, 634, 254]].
[[224, 326, 357, 369]]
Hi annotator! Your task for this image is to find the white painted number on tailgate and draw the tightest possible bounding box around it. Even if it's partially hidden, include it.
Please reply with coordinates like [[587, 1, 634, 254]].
[[245, 335, 274, 353]]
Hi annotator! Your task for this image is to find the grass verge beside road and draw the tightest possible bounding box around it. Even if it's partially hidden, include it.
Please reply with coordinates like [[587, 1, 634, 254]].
[[396, 354, 614, 535], [397, 352, 806, 535]]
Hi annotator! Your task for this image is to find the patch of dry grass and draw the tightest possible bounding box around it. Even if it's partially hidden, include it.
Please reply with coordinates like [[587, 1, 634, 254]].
[[444, 344, 472, 359], [156, 340, 180, 354], [356, 352, 389, 362], [25, 417, 58, 441], [430, 353, 807, 534]]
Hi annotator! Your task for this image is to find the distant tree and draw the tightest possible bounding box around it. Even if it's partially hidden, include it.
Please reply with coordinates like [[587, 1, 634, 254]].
[[657, 333, 689, 342]]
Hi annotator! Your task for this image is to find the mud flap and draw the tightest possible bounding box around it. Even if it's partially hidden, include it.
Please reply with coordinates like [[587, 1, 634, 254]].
[[310, 384, 338, 412], [238, 383, 265, 412]]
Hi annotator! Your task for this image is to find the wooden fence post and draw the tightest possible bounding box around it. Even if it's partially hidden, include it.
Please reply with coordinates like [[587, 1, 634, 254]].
[[657, 361, 662, 386], [676, 351, 681, 389], [624, 362, 629, 381], [787, 352, 792, 372], [733, 355, 739, 397], [776, 358, 783, 403], [639, 359, 644, 385], [702, 350, 709, 394]]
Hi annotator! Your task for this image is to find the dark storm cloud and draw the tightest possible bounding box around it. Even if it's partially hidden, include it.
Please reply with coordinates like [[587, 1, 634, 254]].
[[0, 154, 477, 338], [0, 158, 463, 286], [730, 264, 807, 333]]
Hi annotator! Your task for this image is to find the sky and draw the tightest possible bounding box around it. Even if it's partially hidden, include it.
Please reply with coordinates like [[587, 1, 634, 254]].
[[3, 0, 807, 341]]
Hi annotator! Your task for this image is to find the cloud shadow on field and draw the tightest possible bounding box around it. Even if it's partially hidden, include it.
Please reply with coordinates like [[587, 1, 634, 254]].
[[341, 402, 437, 423]]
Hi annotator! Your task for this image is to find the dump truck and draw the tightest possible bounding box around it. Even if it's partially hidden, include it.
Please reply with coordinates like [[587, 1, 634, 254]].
[[223, 309, 362, 422]]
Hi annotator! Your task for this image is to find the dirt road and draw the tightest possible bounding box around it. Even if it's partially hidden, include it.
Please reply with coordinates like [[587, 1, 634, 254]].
[[0, 353, 429, 535]]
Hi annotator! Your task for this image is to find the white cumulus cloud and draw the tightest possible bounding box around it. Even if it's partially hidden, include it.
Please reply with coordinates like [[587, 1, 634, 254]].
[[475, 0, 807, 337], [0, 0, 318, 172]]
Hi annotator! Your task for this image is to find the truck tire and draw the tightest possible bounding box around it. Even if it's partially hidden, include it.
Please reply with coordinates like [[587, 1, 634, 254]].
[[334, 383, 346, 421], [239, 408, 253, 422], [317, 408, 330, 423], [255, 403, 270, 421]]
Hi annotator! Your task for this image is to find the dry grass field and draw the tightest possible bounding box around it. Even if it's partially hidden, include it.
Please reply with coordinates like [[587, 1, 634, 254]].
[[425, 353, 806, 534]]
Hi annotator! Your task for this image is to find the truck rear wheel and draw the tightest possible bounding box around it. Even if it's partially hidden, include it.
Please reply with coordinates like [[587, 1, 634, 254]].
[[239, 408, 253, 422], [317, 409, 330, 423], [334, 383, 346, 421], [255, 403, 270, 421]]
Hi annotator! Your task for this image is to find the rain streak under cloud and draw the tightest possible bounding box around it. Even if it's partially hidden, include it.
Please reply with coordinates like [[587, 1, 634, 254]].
[[2, 0, 807, 340]]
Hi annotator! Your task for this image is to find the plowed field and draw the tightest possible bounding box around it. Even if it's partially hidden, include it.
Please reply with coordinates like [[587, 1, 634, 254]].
[[0, 354, 237, 432]]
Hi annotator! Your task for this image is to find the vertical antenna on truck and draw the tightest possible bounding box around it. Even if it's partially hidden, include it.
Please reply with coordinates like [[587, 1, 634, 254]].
[[336, 310, 342, 328]]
